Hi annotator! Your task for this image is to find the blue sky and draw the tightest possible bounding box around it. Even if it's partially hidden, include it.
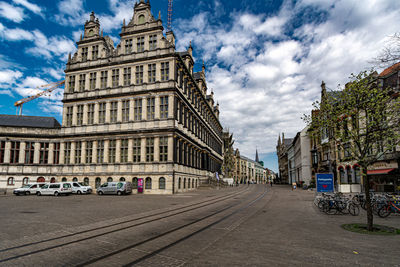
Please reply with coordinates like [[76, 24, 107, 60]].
[[0, 0, 400, 172]]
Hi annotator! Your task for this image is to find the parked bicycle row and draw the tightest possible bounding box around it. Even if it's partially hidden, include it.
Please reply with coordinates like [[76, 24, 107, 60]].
[[315, 192, 360, 216], [351, 192, 400, 218], [315, 192, 400, 218], [12, 181, 133, 196]]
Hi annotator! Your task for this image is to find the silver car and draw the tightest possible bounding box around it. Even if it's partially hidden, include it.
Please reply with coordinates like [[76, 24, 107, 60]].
[[97, 182, 132, 195]]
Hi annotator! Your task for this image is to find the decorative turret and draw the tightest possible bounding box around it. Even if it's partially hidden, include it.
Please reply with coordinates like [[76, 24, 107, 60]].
[[321, 80, 326, 99], [83, 11, 100, 39], [188, 41, 193, 57]]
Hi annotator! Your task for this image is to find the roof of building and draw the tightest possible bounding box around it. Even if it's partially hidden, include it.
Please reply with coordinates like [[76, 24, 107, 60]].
[[0, 115, 61, 128], [379, 62, 400, 77], [240, 155, 263, 167]]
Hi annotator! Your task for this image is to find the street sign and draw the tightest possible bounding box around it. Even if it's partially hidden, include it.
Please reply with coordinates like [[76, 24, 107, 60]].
[[316, 173, 334, 192]]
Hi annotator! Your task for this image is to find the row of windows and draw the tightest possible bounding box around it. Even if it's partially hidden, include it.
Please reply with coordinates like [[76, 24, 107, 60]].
[[67, 62, 169, 92], [0, 137, 168, 165], [79, 34, 160, 62], [65, 96, 169, 126], [176, 63, 222, 137], [175, 98, 222, 155], [64, 137, 168, 164], [0, 141, 60, 165], [338, 166, 361, 184], [124, 34, 158, 54]]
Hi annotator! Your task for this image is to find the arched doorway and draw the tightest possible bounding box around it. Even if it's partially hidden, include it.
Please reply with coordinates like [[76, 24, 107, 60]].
[[37, 177, 45, 183], [50, 177, 56, 183]]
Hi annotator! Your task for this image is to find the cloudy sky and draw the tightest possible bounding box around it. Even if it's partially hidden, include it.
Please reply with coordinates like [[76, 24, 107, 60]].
[[0, 0, 399, 171]]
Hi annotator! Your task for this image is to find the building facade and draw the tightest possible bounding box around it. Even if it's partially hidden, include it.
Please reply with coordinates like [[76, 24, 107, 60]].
[[0, 0, 223, 194], [276, 133, 293, 184]]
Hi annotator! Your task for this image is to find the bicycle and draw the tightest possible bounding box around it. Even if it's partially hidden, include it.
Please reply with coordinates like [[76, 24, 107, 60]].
[[378, 195, 400, 218]]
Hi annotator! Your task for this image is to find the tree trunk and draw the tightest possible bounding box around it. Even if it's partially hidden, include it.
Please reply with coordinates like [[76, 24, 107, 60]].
[[362, 164, 373, 231]]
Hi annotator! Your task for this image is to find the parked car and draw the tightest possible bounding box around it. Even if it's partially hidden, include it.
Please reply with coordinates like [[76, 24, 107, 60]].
[[97, 182, 132, 195], [13, 183, 46, 196], [65, 182, 92, 194], [37, 183, 72, 196]]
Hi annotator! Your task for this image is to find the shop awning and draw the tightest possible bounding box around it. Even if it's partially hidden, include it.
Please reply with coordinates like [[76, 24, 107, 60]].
[[367, 168, 396, 175]]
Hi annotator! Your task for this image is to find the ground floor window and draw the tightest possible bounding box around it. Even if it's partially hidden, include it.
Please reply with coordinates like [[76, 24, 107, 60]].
[[95, 177, 101, 188], [84, 177, 89, 186], [107, 177, 113, 182], [145, 177, 152, 189], [37, 177, 45, 183], [120, 177, 125, 181], [132, 177, 138, 189], [159, 177, 166, 189], [178, 177, 181, 189], [7, 177, 14, 185], [62, 177, 67, 182], [73, 177, 78, 182], [22, 177, 29, 185]]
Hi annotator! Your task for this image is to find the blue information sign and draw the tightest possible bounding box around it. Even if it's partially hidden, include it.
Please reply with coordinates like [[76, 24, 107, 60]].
[[316, 173, 334, 192]]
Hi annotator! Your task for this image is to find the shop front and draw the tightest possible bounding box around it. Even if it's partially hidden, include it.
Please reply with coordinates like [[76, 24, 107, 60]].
[[367, 161, 400, 193]]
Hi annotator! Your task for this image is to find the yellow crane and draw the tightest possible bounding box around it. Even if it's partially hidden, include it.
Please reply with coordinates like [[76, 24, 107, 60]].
[[14, 80, 65, 115]]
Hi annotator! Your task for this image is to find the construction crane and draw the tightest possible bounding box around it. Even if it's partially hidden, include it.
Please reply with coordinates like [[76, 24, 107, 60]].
[[167, 0, 173, 32], [14, 80, 65, 115]]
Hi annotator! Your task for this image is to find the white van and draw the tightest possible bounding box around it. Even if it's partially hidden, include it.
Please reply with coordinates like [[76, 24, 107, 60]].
[[97, 182, 132, 195], [36, 183, 72, 196], [65, 182, 93, 194], [13, 183, 46, 196]]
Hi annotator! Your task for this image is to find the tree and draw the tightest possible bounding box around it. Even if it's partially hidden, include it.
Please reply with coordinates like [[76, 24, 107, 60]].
[[374, 33, 400, 68], [304, 70, 400, 231]]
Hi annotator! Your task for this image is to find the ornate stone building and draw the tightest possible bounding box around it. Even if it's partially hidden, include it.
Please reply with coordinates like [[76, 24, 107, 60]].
[[0, 0, 223, 194], [276, 133, 292, 184]]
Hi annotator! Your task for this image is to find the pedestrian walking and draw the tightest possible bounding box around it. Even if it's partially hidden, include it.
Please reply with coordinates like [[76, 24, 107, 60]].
[[270, 181, 272, 187]]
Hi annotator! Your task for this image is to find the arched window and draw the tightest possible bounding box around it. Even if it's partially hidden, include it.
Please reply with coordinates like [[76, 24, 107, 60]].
[[132, 177, 138, 189], [145, 177, 152, 189], [22, 177, 29, 185], [138, 14, 145, 24], [346, 166, 352, 184], [188, 178, 191, 189], [7, 177, 14, 185], [192, 179, 194, 188], [159, 177, 166, 189], [84, 177, 89, 186], [339, 167, 346, 184], [50, 177, 56, 183], [354, 166, 361, 184], [184, 178, 186, 189], [37, 177, 45, 183], [73, 177, 78, 182], [196, 179, 198, 187], [95, 177, 101, 188], [62, 177, 67, 182], [178, 177, 181, 189], [107, 177, 113, 182], [120, 177, 125, 182]]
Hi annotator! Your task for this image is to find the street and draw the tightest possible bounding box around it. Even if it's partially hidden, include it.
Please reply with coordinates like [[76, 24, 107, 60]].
[[0, 185, 399, 266]]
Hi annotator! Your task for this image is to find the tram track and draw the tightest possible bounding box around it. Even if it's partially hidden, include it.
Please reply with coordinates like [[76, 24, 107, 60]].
[[0, 186, 251, 264], [79, 186, 267, 266]]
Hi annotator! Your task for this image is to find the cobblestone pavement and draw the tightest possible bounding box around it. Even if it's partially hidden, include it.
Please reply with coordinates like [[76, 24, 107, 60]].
[[1, 185, 399, 266]]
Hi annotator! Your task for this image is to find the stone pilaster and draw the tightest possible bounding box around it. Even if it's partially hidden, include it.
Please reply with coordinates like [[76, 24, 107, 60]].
[[154, 136, 160, 162], [48, 143, 54, 164], [33, 142, 40, 164], [19, 141, 25, 164]]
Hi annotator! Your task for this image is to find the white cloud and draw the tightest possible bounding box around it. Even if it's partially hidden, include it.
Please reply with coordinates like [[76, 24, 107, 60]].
[[0, 69, 22, 84], [12, 0, 43, 17], [0, 24, 76, 60], [54, 0, 87, 26], [174, 0, 400, 161], [0, 2, 25, 23]]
